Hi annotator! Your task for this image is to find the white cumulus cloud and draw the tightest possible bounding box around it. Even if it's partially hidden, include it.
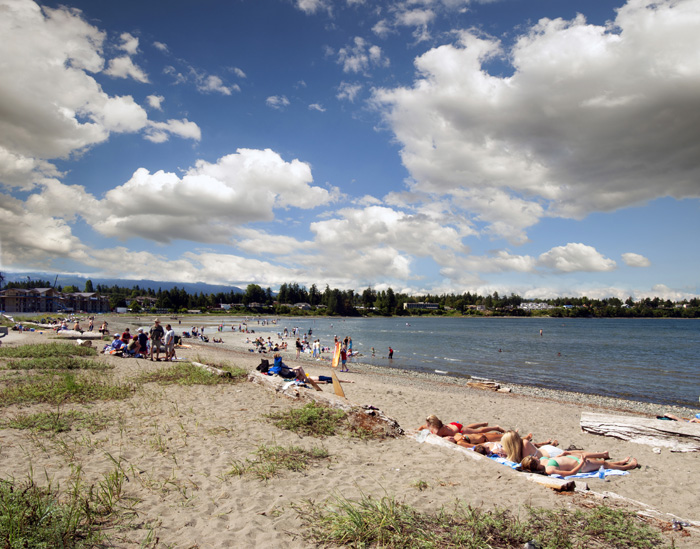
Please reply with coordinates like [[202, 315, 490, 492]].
[[622, 252, 651, 267]]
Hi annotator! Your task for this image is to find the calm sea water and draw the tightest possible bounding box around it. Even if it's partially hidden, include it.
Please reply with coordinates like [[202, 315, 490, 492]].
[[202, 316, 700, 408]]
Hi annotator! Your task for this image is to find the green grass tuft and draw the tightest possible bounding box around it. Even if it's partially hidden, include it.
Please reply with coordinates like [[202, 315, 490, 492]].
[[0, 356, 112, 371], [0, 372, 134, 407], [294, 494, 667, 548], [226, 443, 330, 481], [136, 361, 247, 386], [265, 402, 348, 437], [1, 409, 111, 433], [0, 342, 97, 359]]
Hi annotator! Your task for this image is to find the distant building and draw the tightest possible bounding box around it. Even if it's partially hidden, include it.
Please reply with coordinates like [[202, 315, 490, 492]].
[[403, 302, 439, 310], [0, 288, 109, 314]]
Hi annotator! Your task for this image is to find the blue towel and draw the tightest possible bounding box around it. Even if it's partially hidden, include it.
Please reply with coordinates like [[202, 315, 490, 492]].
[[486, 454, 630, 478], [550, 469, 628, 479]]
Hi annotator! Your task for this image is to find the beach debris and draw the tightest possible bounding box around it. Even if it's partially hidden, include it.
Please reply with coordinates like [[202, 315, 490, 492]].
[[467, 380, 500, 391], [580, 412, 700, 452], [248, 371, 403, 438]]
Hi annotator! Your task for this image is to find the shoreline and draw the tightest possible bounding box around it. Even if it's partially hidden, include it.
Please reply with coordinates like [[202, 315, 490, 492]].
[[14, 311, 700, 418]]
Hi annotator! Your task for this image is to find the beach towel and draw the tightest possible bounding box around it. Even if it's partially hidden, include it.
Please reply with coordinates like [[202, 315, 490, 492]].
[[550, 469, 628, 479], [486, 454, 629, 478]]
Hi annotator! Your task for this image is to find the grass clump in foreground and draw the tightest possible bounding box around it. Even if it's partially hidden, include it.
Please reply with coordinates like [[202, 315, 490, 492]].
[[266, 401, 379, 439], [295, 494, 666, 548], [0, 342, 97, 359], [136, 361, 247, 386], [226, 443, 330, 481], [0, 466, 134, 548], [0, 372, 133, 407]]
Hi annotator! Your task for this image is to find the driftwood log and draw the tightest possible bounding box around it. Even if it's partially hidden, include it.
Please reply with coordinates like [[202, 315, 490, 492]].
[[248, 371, 403, 438], [411, 430, 574, 492], [466, 380, 500, 391], [581, 412, 700, 452]]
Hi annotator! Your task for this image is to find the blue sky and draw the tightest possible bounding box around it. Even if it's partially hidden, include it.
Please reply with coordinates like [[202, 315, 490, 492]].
[[1, 0, 699, 300]]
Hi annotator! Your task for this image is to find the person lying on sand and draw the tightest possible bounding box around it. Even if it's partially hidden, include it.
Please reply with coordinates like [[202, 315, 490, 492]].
[[521, 454, 639, 477], [305, 375, 354, 384], [457, 433, 557, 452], [501, 430, 565, 462], [418, 415, 505, 440], [269, 353, 307, 381], [660, 413, 700, 424]]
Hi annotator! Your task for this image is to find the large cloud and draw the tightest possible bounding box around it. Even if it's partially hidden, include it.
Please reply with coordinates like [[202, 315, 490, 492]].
[[372, 0, 700, 243], [92, 149, 336, 243], [0, 0, 199, 190]]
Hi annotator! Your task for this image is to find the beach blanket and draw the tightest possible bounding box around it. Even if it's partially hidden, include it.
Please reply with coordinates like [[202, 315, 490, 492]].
[[486, 454, 628, 478]]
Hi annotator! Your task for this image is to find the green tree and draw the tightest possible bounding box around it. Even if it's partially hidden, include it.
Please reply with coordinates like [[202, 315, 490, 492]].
[[243, 284, 266, 305], [84, 279, 94, 292]]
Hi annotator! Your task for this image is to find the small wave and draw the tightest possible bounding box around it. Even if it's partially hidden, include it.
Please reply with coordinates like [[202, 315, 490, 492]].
[[524, 361, 539, 365]]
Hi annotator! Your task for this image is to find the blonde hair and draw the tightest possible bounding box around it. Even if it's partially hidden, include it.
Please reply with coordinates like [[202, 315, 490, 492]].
[[520, 455, 539, 472], [501, 431, 523, 463], [425, 415, 443, 430]]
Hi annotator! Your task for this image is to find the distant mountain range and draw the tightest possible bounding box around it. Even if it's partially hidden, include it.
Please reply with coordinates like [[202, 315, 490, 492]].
[[1, 272, 243, 295]]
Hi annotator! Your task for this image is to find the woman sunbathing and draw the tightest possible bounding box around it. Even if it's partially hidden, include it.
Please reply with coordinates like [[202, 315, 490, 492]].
[[521, 454, 638, 477], [269, 353, 307, 381], [501, 430, 565, 462], [418, 415, 505, 440]]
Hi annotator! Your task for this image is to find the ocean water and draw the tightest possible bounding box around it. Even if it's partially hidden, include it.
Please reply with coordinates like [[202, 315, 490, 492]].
[[203, 316, 700, 408]]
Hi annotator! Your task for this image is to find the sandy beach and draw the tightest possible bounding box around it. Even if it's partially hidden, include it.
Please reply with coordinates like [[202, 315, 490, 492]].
[[1, 315, 698, 547]]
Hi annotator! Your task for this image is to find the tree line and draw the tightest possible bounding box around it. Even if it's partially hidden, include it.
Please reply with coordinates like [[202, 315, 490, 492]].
[[5, 278, 699, 318]]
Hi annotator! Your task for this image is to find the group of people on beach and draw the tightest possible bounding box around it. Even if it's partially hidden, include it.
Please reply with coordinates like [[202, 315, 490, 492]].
[[418, 415, 639, 477], [101, 318, 177, 362]]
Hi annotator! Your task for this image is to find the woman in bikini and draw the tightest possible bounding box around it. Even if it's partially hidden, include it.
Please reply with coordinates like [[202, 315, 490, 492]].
[[501, 430, 565, 462], [418, 415, 505, 440], [521, 454, 638, 477]]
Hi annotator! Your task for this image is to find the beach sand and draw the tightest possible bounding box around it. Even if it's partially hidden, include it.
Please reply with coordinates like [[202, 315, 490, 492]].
[[1, 316, 698, 547]]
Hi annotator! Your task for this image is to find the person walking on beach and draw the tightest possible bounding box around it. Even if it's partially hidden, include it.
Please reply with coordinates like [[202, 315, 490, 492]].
[[388, 347, 394, 359], [295, 337, 302, 358]]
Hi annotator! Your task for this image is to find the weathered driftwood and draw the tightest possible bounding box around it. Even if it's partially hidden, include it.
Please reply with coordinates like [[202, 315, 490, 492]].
[[192, 361, 232, 378], [411, 430, 574, 491], [248, 371, 403, 438], [466, 380, 500, 391], [581, 412, 700, 452]]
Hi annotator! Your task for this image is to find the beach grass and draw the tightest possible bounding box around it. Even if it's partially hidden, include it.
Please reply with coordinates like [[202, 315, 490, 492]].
[[265, 402, 350, 437], [226, 443, 330, 481], [0, 356, 112, 371], [135, 361, 247, 386], [0, 464, 135, 548], [0, 372, 134, 407], [0, 408, 111, 433], [0, 342, 98, 358], [295, 494, 665, 548], [266, 401, 386, 439]]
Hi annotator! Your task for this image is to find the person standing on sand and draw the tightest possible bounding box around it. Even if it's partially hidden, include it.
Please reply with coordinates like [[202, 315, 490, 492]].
[[296, 337, 302, 358], [149, 318, 165, 361], [340, 346, 348, 372], [164, 324, 175, 361]]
